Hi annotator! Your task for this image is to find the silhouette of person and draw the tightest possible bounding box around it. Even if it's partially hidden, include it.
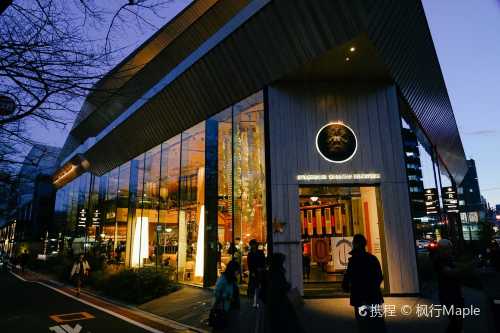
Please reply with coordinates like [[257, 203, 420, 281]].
[[433, 239, 464, 333], [262, 252, 304, 333], [342, 234, 386, 333]]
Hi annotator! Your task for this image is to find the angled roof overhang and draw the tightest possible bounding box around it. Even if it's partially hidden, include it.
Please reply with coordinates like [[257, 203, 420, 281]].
[[57, 0, 467, 184]]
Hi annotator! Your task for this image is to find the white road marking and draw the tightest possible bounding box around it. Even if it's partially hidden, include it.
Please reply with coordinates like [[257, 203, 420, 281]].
[[49, 325, 67, 333], [49, 324, 82, 333], [61, 323, 82, 333], [37, 281, 164, 333], [494, 299, 500, 305]]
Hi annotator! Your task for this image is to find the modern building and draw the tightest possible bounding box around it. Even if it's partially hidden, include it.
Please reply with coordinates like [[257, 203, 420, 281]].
[[12, 144, 61, 253], [51, 0, 468, 295]]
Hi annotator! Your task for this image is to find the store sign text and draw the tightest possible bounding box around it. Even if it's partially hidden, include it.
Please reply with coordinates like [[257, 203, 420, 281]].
[[297, 173, 381, 181]]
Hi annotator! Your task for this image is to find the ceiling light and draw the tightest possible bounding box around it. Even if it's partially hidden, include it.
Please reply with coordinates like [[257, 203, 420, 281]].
[[345, 57, 350, 62], [349, 46, 356, 52]]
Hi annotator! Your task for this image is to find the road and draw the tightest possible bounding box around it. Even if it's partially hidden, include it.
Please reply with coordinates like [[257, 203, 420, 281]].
[[0, 270, 166, 333]]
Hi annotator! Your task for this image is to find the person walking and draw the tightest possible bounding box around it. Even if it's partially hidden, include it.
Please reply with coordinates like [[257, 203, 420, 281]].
[[342, 234, 386, 333], [247, 239, 266, 307], [261, 252, 304, 333], [210, 260, 241, 332], [19, 250, 29, 273], [70, 254, 90, 297], [433, 239, 464, 333]]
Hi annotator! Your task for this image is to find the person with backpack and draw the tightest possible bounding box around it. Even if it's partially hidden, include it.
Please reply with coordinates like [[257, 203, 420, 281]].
[[70, 254, 90, 297], [210, 260, 241, 331]]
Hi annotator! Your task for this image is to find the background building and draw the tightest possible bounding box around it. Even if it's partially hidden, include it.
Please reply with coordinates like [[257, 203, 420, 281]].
[[12, 144, 60, 254], [458, 159, 484, 240], [402, 128, 426, 237]]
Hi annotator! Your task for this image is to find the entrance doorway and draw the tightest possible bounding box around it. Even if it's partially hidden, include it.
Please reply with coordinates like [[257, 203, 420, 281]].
[[299, 185, 385, 289]]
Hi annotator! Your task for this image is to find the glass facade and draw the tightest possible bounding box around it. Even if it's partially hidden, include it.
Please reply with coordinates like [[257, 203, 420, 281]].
[[53, 92, 267, 285]]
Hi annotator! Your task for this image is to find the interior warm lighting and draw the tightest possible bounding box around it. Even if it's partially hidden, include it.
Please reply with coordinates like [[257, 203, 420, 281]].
[[345, 57, 350, 62], [349, 46, 356, 52], [310, 196, 319, 202], [53, 164, 76, 184], [132, 217, 149, 267], [195, 205, 205, 277]]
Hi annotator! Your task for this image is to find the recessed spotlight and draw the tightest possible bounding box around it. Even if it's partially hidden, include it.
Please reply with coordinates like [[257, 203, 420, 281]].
[[349, 46, 356, 52], [345, 57, 350, 62]]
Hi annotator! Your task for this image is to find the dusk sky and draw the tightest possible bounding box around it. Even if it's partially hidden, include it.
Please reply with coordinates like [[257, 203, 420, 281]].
[[27, 0, 500, 205]]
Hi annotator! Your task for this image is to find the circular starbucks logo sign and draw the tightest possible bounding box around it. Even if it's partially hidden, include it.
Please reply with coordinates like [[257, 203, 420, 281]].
[[315, 122, 357, 163]]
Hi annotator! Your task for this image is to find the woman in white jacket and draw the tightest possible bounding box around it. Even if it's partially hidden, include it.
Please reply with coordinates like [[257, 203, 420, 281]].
[[71, 254, 90, 296]]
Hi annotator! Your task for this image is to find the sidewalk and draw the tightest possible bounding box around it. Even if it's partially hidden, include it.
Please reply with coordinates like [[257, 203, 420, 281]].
[[15, 266, 496, 333], [140, 284, 495, 333]]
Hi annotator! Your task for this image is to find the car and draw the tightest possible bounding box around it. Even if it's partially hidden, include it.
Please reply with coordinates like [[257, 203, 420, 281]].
[[427, 240, 438, 251], [416, 239, 430, 249]]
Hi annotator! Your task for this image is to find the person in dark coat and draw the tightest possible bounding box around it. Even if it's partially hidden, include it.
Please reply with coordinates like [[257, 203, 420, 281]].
[[342, 234, 386, 333], [19, 250, 29, 272], [247, 239, 266, 307], [262, 252, 304, 333], [433, 239, 464, 333]]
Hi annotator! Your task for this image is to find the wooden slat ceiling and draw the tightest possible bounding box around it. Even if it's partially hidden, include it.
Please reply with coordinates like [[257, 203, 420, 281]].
[[60, 0, 467, 184]]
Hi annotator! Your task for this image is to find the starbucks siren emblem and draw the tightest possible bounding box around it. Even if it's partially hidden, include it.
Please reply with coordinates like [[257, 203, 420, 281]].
[[315, 122, 357, 163]]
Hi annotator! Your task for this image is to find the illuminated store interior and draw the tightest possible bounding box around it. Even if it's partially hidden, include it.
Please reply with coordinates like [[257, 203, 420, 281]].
[[54, 92, 267, 286], [299, 185, 385, 285]]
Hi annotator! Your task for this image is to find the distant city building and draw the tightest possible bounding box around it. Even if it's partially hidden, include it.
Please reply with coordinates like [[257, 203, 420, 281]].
[[0, 175, 16, 255], [12, 144, 61, 252], [402, 128, 426, 222], [458, 159, 484, 240]]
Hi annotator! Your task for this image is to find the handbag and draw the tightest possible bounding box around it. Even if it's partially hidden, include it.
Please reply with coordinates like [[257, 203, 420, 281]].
[[208, 300, 228, 329]]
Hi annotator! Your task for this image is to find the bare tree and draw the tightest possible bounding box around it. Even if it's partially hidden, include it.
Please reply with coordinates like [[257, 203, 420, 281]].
[[0, 0, 175, 189]]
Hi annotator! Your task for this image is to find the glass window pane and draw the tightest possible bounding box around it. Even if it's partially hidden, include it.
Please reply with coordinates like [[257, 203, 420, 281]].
[[87, 175, 100, 244], [127, 155, 145, 267], [115, 162, 130, 265], [233, 92, 267, 277], [213, 108, 233, 273], [159, 135, 181, 278], [103, 167, 119, 260], [179, 122, 205, 283], [142, 145, 161, 268]]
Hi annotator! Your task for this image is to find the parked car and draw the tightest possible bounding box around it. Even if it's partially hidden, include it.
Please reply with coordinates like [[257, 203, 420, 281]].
[[416, 239, 430, 250]]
